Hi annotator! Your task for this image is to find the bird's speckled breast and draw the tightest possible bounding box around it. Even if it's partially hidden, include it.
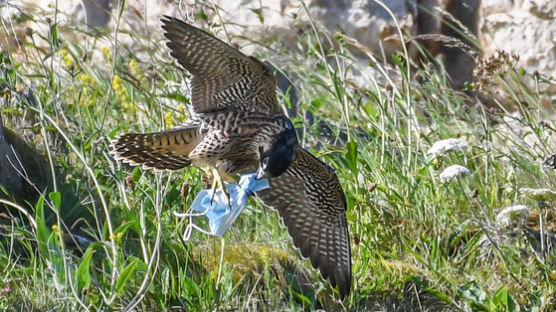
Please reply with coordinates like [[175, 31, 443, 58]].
[[199, 110, 288, 174]]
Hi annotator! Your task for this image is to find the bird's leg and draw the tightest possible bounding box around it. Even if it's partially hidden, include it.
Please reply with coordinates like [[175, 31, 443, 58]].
[[199, 165, 222, 197], [210, 163, 237, 206], [199, 162, 235, 205], [210, 166, 228, 204]]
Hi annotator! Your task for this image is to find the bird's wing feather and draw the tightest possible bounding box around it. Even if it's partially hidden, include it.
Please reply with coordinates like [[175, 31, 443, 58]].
[[255, 148, 351, 298], [161, 16, 281, 115], [109, 124, 202, 171]]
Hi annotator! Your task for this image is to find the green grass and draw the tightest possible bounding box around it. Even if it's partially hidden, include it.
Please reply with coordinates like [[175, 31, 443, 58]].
[[1, 3, 555, 312]]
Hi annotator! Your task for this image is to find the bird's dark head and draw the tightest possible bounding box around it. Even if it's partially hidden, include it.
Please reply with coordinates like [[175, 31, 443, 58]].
[[256, 118, 298, 179]]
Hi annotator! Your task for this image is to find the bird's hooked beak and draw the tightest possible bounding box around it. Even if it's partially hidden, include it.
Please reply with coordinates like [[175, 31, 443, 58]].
[[256, 166, 266, 180], [256, 146, 266, 180]]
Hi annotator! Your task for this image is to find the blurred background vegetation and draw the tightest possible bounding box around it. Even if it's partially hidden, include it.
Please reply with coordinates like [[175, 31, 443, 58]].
[[0, 0, 555, 311]]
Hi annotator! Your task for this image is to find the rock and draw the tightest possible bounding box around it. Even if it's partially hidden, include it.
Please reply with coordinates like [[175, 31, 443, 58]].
[[4, 0, 416, 63], [1, 0, 180, 61], [81, 0, 112, 27], [0, 88, 93, 226], [0, 94, 52, 204], [0, 108, 25, 200], [441, 0, 480, 88], [480, 0, 556, 78], [4, 0, 554, 97], [174, 0, 417, 59]]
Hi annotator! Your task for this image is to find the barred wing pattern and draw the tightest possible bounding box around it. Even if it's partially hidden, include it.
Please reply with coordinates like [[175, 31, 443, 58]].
[[110, 124, 202, 170], [162, 16, 281, 115], [256, 148, 351, 298]]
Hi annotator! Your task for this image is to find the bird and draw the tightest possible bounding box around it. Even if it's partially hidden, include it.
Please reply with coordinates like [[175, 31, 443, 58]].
[[109, 16, 351, 298]]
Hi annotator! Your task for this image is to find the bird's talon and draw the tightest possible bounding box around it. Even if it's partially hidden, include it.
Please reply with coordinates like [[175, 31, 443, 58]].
[[208, 167, 232, 206]]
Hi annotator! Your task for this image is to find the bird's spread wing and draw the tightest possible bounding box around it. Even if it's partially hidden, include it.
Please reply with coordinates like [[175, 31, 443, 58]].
[[161, 16, 281, 115], [255, 148, 351, 298]]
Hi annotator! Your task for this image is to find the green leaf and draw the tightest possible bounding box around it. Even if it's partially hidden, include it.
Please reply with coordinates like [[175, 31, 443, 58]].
[[249, 8, 265, 23], [195, 9, 208, 22], [493, 287, 519, 312], [115, 258, 139, 293], [131, 166, 142, 183], [49, 192, 61, 212], [35, 196, 51, 256], [182, 275, 202, 298], [0, 184, 8, 197], [1, 107, 23, 115], [114, 221, 136, 237], [161, 92, 190, 105], [47, 231, 65, 288], [332, 68, 344, 100], [310, 97, 324, 110], [49, 23, 58, 47], [292, 290, 312, 306], [362, 103, 375, 117], [345, 140, 358, 175], [76, 242, 101, 293], [392, 53, 407, 78], [58, 154, 69, 169]]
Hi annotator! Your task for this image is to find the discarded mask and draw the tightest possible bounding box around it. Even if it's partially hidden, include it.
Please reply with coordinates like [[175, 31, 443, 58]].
[[174, 173, 269, 240]]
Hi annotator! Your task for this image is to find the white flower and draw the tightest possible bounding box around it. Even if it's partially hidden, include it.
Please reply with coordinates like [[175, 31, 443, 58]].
[[495, 205, 530, 228], [439, 165, 471, 183], [519, 188, 556, 201], [427, 138, 467, 159]]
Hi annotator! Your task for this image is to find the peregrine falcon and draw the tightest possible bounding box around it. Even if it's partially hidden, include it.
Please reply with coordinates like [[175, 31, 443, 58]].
[[110, 16, 351, 298]]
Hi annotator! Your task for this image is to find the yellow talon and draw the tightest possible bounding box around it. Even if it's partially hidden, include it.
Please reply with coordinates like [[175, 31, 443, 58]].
[[209, 166, 231, 205], [199, 163, 235, 205]]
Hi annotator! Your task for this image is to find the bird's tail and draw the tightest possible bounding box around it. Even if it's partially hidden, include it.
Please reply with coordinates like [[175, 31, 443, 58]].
[[110, 125, 203, 170]]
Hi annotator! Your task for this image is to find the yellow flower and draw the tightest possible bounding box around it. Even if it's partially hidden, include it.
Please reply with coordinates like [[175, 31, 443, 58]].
[[60, 48, 74, 68], [112, 75, 127, 98], [52, 224, 59, 232], [128, 59, 140, 76], [78, 73, 96, 87], [112, 74, 122, 88], [165, 111, 175, 128], [101, 46, 111, 61], [63, 56, 73, 67], [113, 75, 138, 115], [74, 73, 98, 106], [176, 105, 188, 122], [109, 232, 124, 241], [121, 101, 137, 115]]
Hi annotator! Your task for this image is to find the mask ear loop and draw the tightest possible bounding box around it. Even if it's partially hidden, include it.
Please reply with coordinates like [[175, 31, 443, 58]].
[[174, 187, 227, 279], [173, 191, 215, 241]]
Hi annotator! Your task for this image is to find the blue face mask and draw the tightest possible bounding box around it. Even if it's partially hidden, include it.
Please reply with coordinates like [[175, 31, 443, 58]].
[[174, 173, 270, 240]]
